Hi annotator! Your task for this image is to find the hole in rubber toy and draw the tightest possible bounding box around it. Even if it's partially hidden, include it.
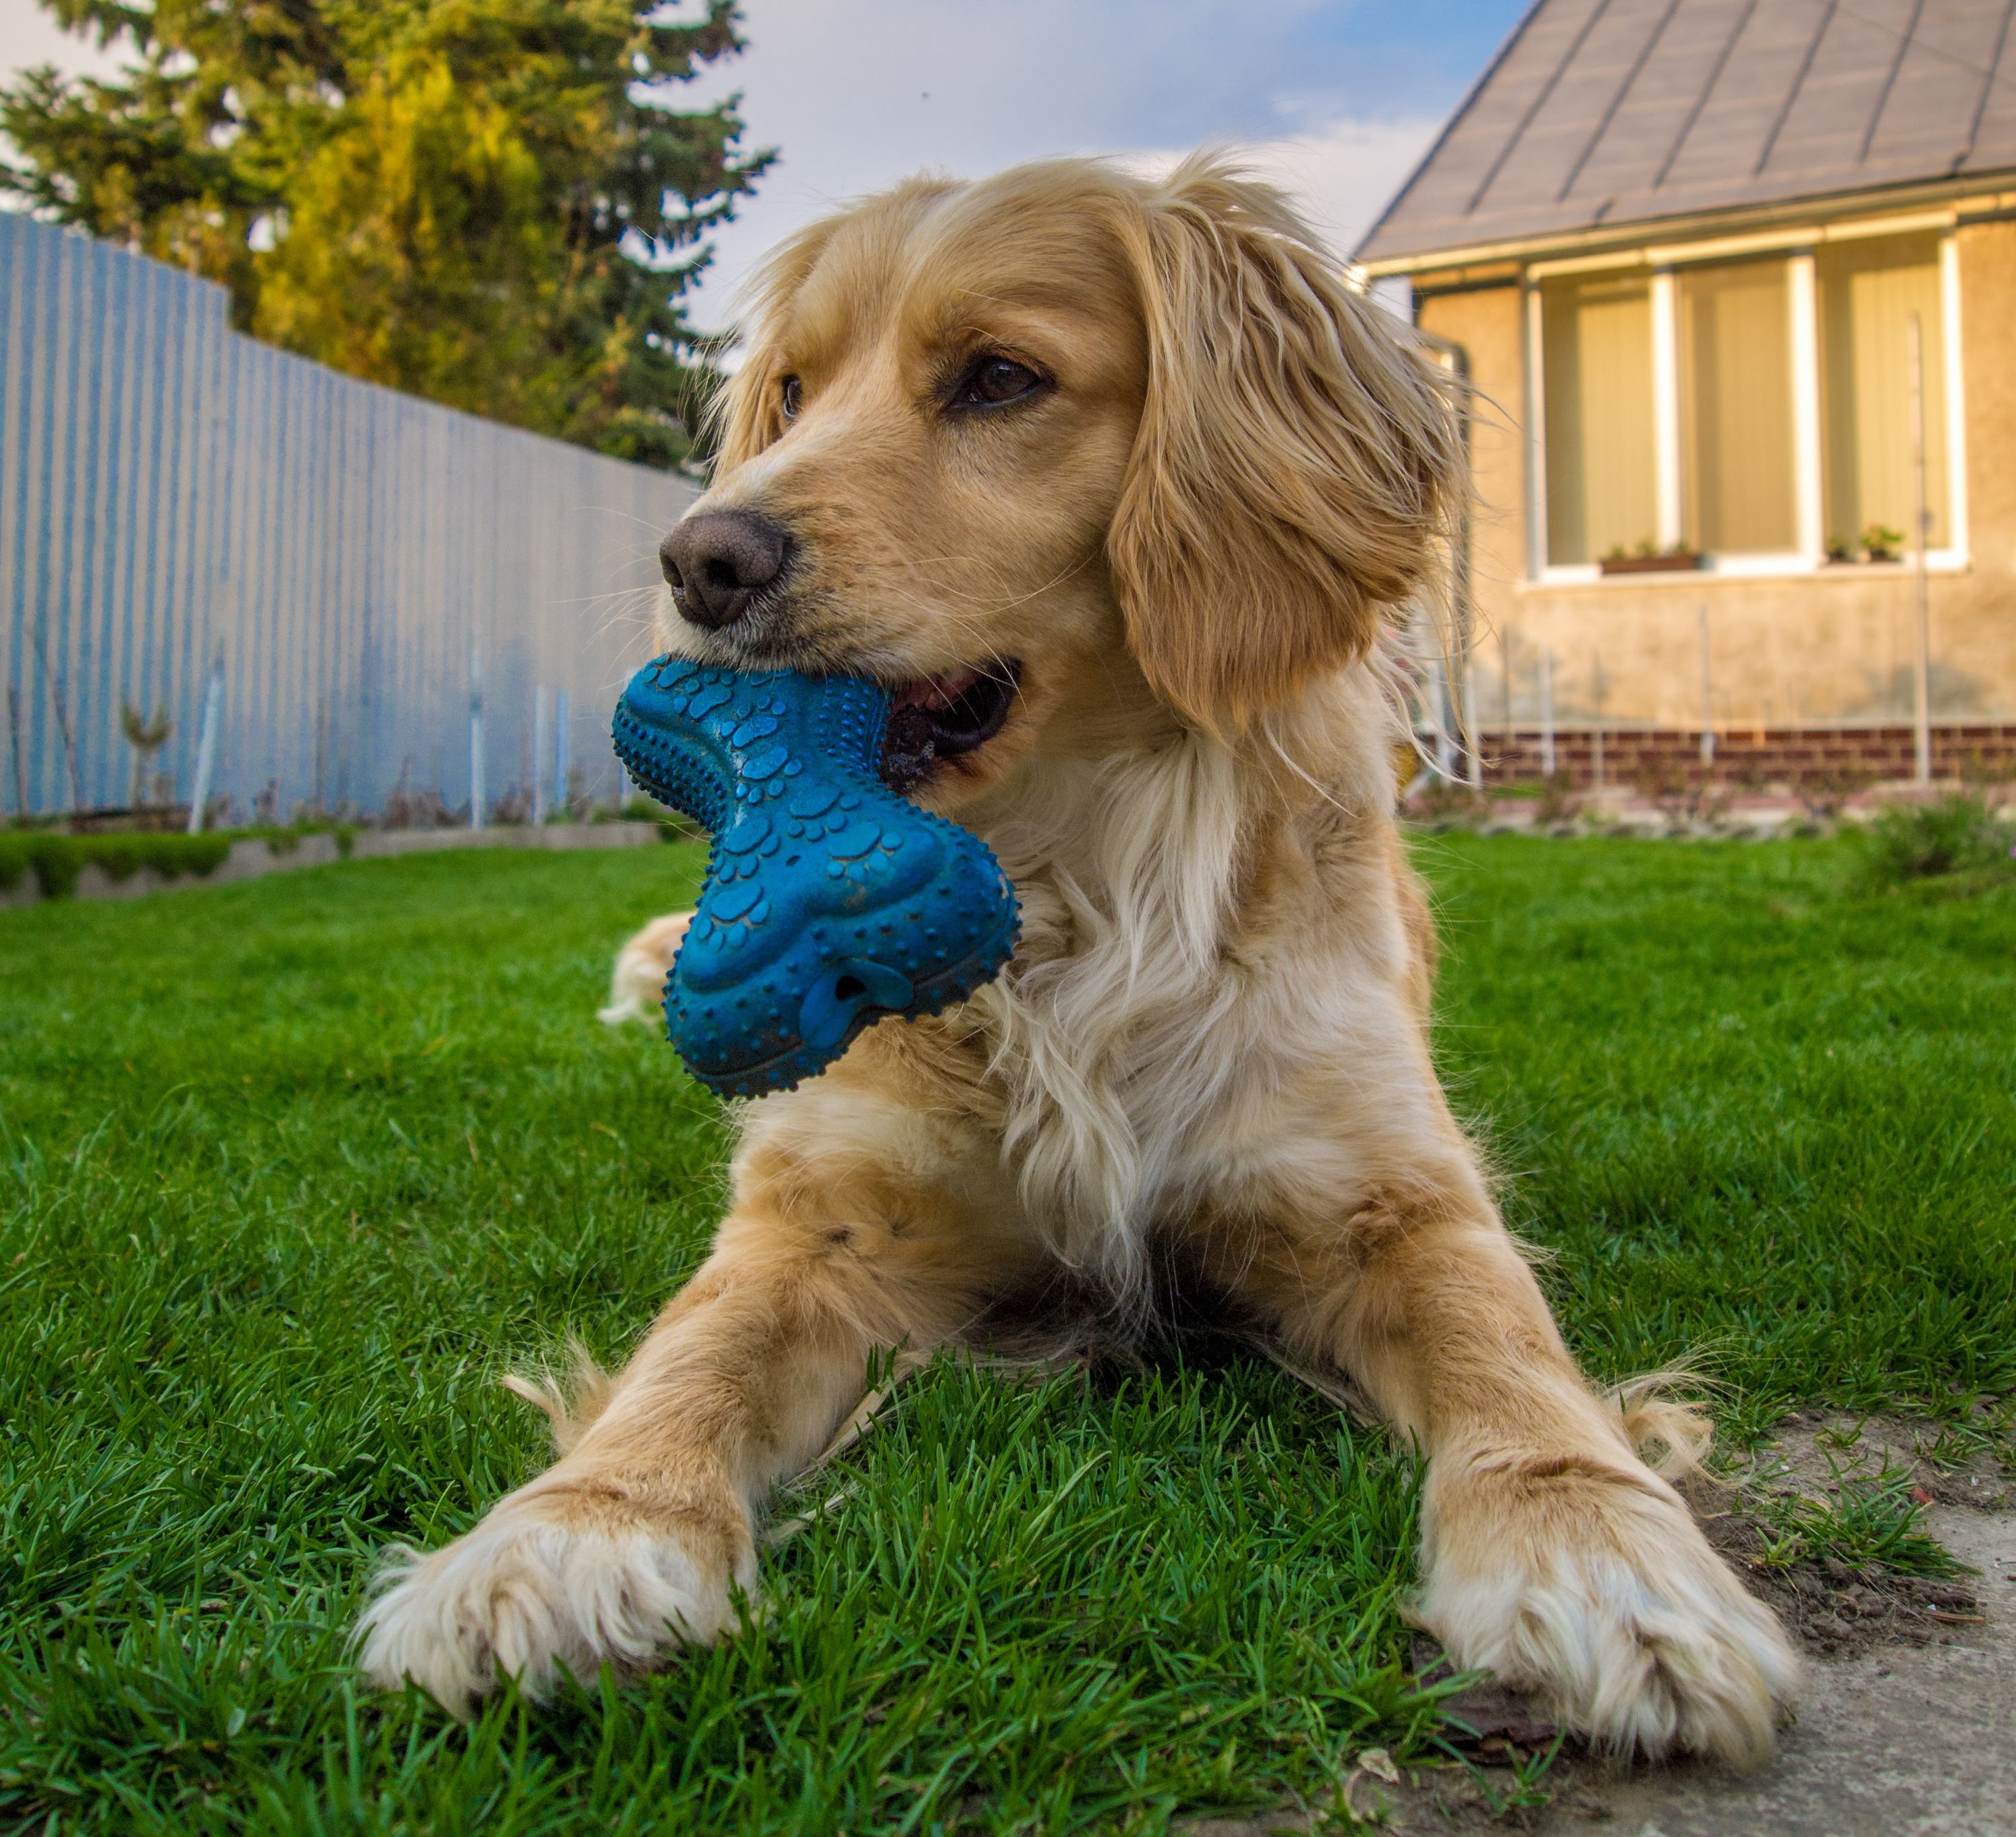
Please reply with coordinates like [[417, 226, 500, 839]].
[[802, 959, 915, 1052], [610, 659, 1020, 1096]]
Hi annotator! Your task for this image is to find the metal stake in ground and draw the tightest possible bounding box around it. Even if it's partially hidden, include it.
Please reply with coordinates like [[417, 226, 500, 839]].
[[1908, 312, 1933, 787], [122, 702, 171, 810], [1591, 648, 1606, 791], [532, 687, 549, 827], [1463, 650, 1482, 791], [186, 662, 224, 836], [31, 623, 82, 812], [5, 681, 26, 817], [1698, 604, 1715, 770], [469, 649, 485, 830], [554, 690, 571, 818], [1540, 645, 1557, 779]]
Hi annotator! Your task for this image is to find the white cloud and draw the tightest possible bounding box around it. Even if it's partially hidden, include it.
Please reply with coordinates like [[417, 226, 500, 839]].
[[1111, 117, 1437, 324], [671, 1, 1445, 327], [0, 1, 1445, 330], [685, 109, 1438, 329], [0, 5, 128, 182], [0, 9, 124, 85], [1210, 116, 1439, 258], [1117, 115, 1438, 258]]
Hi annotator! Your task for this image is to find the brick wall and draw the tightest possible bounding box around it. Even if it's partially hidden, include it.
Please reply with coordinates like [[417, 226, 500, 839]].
[[1475, 724, 2016, 791]]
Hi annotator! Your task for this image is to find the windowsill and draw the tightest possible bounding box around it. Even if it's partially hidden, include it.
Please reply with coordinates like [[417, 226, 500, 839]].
[[1526, 552, 1970, 588]]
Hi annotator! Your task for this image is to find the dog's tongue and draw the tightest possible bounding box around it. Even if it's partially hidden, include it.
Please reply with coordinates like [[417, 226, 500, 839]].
[[893, 667, 982, 714]]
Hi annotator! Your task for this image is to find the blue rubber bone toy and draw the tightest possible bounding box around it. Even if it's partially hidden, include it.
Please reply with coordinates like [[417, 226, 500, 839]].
[[611, 658, 1020, 1098]]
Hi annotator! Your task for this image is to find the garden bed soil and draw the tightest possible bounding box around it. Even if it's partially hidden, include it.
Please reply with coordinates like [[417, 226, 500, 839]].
[[1306, 1413, 2016, 1837]]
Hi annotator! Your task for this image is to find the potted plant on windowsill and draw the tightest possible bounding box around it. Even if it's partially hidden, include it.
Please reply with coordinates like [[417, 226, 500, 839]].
[[1861, 523, 1906, 564], [1599, 539, 1705, 576], [1824, 534, 1857, 564]]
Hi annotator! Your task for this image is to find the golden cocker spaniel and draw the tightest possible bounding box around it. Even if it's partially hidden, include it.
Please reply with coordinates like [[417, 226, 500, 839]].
[[360, 154, 1798, 1766]]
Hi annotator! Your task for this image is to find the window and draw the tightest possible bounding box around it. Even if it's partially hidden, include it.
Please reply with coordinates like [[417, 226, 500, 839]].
[[1530, 231, 1963, 575], [1818, 234, 1949, 550], [1541, 273, 1658, 565], [1677, 258, 1797, 554]]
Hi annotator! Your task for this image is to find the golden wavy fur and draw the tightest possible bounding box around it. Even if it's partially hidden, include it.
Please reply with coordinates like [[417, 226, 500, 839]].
[[358, 154, 1798, 1763]]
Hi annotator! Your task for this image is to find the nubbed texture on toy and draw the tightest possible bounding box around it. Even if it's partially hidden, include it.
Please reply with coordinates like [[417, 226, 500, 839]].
[[611, 658, 1020, 1097]]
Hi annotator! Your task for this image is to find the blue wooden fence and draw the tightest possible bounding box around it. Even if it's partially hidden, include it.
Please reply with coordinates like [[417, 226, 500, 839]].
[[1, 213, 690, 822]]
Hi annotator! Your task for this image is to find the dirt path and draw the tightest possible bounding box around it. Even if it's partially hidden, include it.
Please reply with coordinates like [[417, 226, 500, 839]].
[[1301, 1413, 2015, 1836], [1521, 1496, 2014, 1836]]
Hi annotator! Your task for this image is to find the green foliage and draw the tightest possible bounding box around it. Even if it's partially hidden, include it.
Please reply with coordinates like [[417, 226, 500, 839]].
[[0, 830, 229, 897], [0, 838, 2010, 1830], [0, 835, 69, 897], [1, 1, 771, 469], [1856, 793, 2015, 890], [0, 826, 373, 899], [240, 820, 356, 859], [1420, 831, 2016, 1418], [71, 835, 144, 883], [0, 849, 1446, 1833], [616, 793, 700, 841], [1751, 1478, 1962, 1579]]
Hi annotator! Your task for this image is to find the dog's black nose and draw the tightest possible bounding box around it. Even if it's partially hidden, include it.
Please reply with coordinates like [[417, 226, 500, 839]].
[[660, 512, 788, 630]]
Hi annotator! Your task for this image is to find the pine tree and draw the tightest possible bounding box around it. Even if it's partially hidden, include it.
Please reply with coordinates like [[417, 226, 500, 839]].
[[1, 1, 771, 469]]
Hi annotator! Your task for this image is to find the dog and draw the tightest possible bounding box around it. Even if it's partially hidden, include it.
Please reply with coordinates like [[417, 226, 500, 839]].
[[596, 911, 693, 1028], [358, 154, 1799, 1764]]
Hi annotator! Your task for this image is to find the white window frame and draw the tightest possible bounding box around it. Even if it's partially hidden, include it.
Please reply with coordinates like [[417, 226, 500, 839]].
[[1523, 217, 1970, 584]]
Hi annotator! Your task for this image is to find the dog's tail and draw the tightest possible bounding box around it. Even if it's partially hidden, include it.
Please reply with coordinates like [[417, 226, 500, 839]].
[[598, 911, 694, 1027]]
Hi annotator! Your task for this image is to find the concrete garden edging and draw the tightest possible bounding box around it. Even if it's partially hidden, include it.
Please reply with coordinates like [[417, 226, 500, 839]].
[[0, 822, 671, 911]]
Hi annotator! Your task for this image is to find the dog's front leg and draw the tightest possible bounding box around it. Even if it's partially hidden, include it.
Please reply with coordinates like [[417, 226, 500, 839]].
[[1223, 1166, 1799, 1767], [358, 1090, 1033, 1714]]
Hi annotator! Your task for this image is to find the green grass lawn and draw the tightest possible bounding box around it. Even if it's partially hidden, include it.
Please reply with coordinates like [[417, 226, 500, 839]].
[[1, 837, 2011, 1835]]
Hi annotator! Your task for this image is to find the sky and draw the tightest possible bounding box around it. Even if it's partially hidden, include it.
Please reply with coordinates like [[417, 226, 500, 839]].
[[0, 0, 1530, 330]]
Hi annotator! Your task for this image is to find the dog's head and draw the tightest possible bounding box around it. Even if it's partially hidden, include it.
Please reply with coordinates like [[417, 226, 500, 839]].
[[658, 154, 1461, 805]]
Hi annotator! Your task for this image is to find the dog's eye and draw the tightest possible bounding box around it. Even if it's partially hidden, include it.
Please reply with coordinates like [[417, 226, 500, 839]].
[[779, 374, 803, 420], [957, 356, 1044, 409]]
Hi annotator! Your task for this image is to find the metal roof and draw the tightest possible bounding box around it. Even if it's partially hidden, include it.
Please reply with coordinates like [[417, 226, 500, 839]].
[[1356, 0, 2016, 267]]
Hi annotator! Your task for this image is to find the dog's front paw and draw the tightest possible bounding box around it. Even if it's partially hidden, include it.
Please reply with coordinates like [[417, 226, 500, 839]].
[[1417, 1454, 1799, 1768], [356, 1482, 754, 1715]]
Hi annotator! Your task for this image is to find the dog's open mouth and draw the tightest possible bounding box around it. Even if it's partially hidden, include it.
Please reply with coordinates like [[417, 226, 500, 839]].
[[878, 660, 1021, 795]]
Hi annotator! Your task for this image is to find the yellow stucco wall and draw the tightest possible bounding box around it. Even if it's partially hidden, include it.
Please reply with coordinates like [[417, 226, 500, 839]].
[[1420, 222, 2016, 727]]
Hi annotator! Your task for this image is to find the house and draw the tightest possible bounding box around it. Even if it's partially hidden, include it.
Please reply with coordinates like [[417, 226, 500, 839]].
[[1357, 0, 2016, 785]]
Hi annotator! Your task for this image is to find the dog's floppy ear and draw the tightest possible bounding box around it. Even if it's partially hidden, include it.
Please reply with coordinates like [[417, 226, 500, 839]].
[[1107, 159, 1465, 731], [708, 219, 841, 472]]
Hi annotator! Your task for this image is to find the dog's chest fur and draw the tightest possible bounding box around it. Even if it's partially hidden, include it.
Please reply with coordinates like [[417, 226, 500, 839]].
[[963, 733, 1311, 1289]]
